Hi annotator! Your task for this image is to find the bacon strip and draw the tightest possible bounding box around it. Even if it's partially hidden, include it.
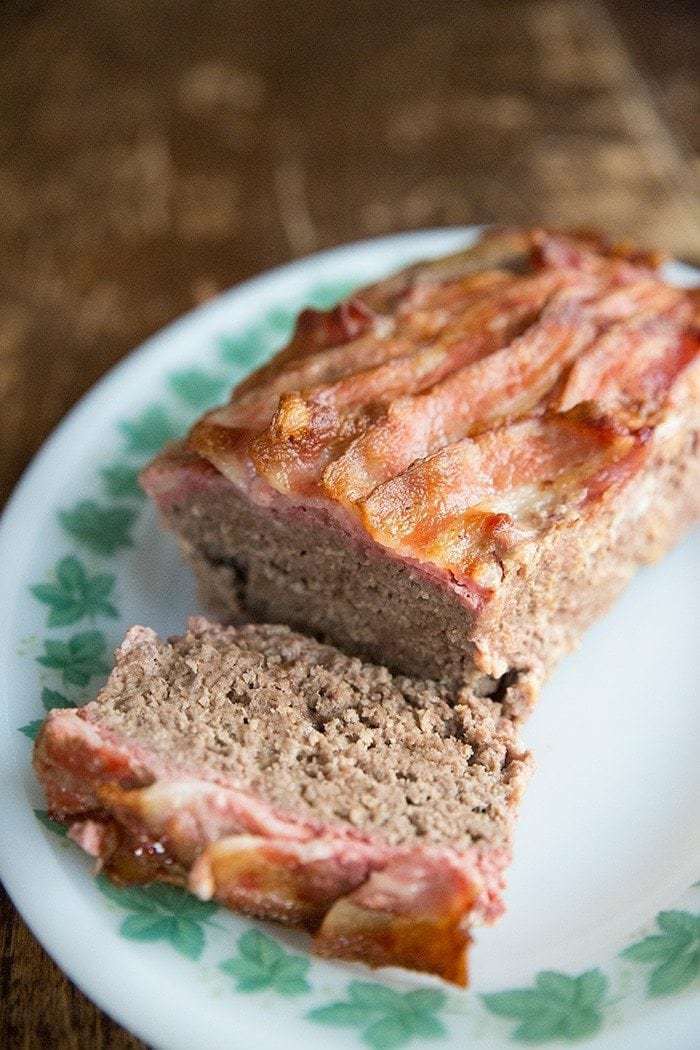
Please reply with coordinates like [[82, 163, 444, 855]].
[[553, 294, 696, 414], [322, 285, 598, 505], [358, 227, 536, 313], [248, 270, 574, 495], [233, 271, 510, 407], [272, 298, 378, 366], [189, 834, 370, 925], [322, 276, 678, 507], [358, 412, 647, 585], [315, 854, 479, 985], [211, 273, 510, 438], [532, 230, 666, 280]]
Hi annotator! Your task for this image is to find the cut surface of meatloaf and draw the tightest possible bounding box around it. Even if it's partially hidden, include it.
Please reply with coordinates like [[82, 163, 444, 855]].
[[142, 228, 700, 709], [35, 618, 532, 985]]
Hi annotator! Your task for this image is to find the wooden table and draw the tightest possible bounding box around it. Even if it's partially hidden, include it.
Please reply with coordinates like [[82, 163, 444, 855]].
[[1, 0, 698, 1045]]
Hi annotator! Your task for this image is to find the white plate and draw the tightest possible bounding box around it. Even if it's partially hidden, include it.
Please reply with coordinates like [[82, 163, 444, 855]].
[[0, 229, 698, 1050]]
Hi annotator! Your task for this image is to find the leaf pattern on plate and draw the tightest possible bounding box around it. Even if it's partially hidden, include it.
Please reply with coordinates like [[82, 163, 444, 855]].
[[305, 279, 359, 309], [219, 929, 311, 995], [218, 328, 270, 370], [100, 463, 145, 499], [308, 982, 447, 1049], [31, 555, 118, 627], [265, 305, 296, 336], [37, 630, 110, 686], [19, 719, 44, 740], [41, 686, 73, 709], [481, 969, 608, 1043], [119, 404, 181, 455], [622, 911, 700, 996], [34, 809, 68, 837], [59, 500, 137, 555], [97, 877, 219, 960], [169, 368, 228, 408], [217, 280, 358, 371], [19, 687, 73, 739]]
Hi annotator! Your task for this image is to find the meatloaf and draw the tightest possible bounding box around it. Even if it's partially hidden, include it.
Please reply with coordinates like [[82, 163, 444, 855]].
[[34, 618, 531, 985], [143, 228, 700, 713]]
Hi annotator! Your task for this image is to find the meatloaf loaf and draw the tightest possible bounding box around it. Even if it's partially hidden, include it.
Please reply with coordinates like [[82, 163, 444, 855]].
[[143, 228, 700, 713], [34, 618, 531, 985]]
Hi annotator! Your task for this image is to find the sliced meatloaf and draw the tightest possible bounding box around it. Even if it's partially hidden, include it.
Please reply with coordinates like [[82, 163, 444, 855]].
[[34, 618, 532, 985], [142, 228, 700, 712]]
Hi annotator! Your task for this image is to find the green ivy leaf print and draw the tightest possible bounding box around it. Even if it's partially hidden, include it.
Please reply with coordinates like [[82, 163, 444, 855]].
[[19, 719, 44, 740], [31, 555, 118, 627], [34, 809, 68, 837], [59, 500, 137, 555], [218, 285, 361, 370], [37, 630, 110, 686], [219, 929, 311, 995], [101, 463, 145, 499], [265, 305, 296, 336], [481, 969, 608, 1043], [306, 279, 359, 309], [622, 910, 700, 996], [97, 877, 218, 960], [19, 687, 73, 739], [218, 328, 269, 369], [308, 982, 447, 1049], [119, 405, 181, 455], [169, 368, 228, 408], [41, 686, 73, 710]]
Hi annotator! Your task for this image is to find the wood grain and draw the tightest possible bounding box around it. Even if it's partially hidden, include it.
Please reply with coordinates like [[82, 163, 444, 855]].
[[1, 1, 698, 1046]]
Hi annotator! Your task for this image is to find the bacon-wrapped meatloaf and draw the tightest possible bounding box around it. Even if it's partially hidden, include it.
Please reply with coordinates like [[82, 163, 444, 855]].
[[143, 228, 700, 715], [35, 619, 531, 985]]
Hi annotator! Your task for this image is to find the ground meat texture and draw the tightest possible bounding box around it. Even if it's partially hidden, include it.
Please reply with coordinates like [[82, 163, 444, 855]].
[[34, 619, 532, 985], [58, 619, 528, 851]]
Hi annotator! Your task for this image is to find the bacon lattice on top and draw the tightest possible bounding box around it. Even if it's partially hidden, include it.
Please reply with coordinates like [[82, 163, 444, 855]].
[[189, 228, 698, 587]]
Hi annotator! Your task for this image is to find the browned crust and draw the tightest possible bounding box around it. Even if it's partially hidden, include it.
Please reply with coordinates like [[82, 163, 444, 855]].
[[87, 802, 481, 985], [314, 891, 474, 987]]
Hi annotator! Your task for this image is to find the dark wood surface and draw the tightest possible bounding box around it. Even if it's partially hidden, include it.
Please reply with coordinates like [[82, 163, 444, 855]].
[[1, 1, 698, 1046]]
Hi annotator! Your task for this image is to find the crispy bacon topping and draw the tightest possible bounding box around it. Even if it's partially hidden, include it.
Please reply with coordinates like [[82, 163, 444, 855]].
[[188, 227, 697, 589], [358, 411, 648, 587], [283, 298, 378, 359], [249, 270, 578, 495]]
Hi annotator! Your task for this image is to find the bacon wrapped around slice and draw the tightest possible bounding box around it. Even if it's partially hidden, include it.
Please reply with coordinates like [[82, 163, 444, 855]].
[[34, 622, 529, 987]]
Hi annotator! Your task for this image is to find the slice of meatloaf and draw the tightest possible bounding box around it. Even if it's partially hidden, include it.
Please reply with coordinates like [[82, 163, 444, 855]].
[[142, 228, 700, 713], [35, 619, 531, 985]]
